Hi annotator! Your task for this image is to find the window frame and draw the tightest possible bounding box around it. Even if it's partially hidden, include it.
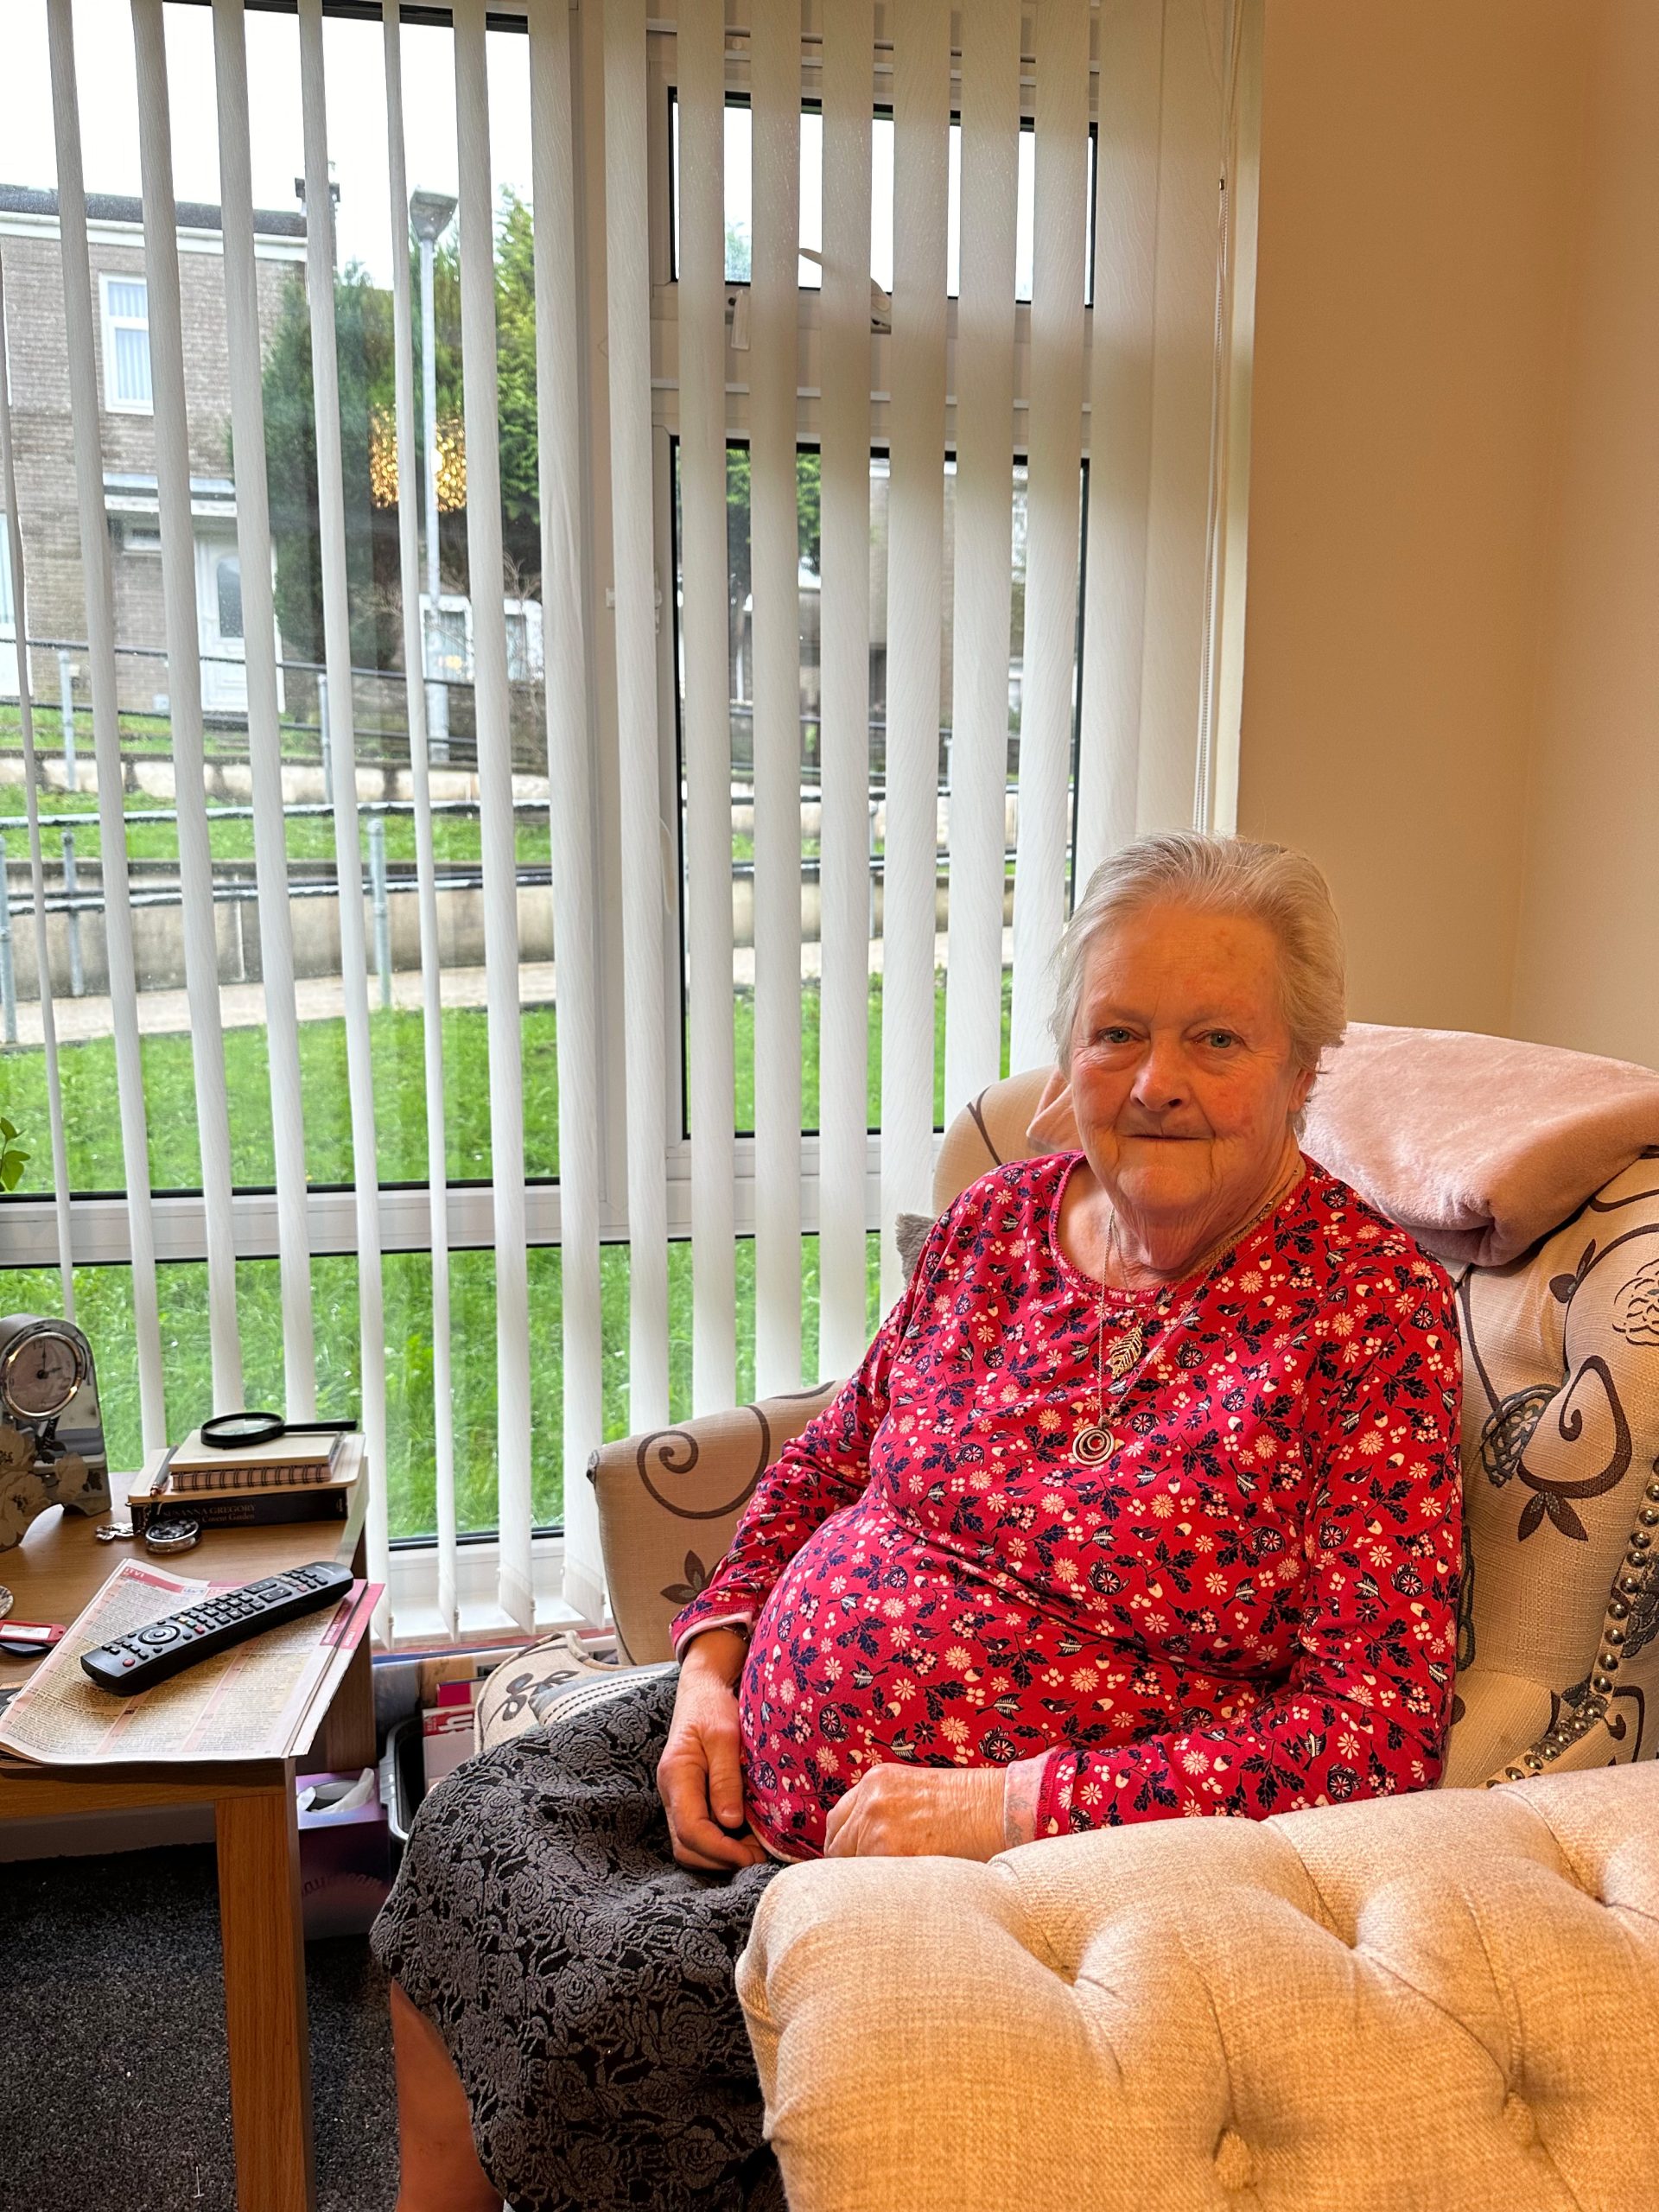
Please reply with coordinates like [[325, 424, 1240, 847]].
[[99, 270, 155, 416]]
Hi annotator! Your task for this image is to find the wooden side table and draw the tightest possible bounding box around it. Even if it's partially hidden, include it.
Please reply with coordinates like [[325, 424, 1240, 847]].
[[0, 1446, 374, 2212]]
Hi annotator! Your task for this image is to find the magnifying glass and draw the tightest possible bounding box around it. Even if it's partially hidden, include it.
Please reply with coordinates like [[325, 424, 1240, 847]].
[[199, 1412, 358, 1450]]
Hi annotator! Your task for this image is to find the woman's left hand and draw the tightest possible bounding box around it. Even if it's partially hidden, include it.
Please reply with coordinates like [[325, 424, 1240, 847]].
[[822, 1762, 1005, 1860]]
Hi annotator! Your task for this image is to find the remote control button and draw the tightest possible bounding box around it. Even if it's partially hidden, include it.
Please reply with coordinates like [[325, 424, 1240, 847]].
[[120, 1656, 136, 1669], [138, 1624, 181, 1644]]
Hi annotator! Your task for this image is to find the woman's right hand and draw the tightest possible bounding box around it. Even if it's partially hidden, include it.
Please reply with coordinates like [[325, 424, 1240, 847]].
[[657, 1630, 770, 1872]]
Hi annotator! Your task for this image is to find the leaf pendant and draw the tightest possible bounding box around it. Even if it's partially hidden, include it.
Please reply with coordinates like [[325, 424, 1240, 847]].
[[1104, 1325, 1145, 1382], [1072, 1423, 1114, 1467]]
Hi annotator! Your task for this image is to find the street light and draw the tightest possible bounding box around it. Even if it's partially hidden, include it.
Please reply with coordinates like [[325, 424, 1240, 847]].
[[410, 188, 458, 763]]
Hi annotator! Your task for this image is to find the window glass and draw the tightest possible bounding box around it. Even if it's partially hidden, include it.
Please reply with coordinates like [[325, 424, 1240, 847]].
[[104, 277, 153, 406], [215, 554, 244, 640]]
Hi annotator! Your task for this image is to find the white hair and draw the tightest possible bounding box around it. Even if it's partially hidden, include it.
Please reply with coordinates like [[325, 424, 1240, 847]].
[[1050, 832, 1347, 1079]]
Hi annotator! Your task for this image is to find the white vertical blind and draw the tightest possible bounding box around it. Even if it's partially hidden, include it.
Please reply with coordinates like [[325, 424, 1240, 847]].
[[1073, 0, 1161, 883], [296, 0, 390, 1605], [605, 0, 671, 1432], [749, 3, 804, 1393], [4, 0, 1246, 1641], [944, 0, 1020, 1114], [528, 0, 606, 1619], [879, 0, 950, 1301], [210, 0, 317, 1420], [383, 0, 459, 1636], [130, 0, 244, 1408], [0, 258, 75, 1319], [453, 0, 536, 1630], [815, 0, 874, 1379], [45, 0, 164, 1450], [675, 0, 738, 1415], [1008, 0, 1090, 1071]]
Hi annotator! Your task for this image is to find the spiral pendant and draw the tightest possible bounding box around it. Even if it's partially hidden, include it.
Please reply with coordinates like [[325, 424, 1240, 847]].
[[1072, 1422, 1113, 1467]]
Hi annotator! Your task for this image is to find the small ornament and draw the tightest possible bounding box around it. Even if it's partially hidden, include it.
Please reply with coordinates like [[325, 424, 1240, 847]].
[[96, 1520, 136, 1543]]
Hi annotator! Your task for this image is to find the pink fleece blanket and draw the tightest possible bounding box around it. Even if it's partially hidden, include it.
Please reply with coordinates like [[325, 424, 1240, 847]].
[[1300, 1023, 1659, 1268], [1023, 1024, 1659, 1270]]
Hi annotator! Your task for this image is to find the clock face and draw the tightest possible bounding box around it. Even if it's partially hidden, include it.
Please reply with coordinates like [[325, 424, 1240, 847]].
[[2, 1327, 87, 1421]]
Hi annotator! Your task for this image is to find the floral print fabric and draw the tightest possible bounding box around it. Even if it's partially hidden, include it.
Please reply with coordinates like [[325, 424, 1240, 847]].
[[670, 1154, 1463, 1857]]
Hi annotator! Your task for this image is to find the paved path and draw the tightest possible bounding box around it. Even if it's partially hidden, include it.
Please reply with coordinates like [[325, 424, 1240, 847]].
[[4, 929, 1001, 1047]]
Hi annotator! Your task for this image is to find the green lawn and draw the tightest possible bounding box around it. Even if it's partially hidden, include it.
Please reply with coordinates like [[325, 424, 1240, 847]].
[[0, 972, 1009, 1538]]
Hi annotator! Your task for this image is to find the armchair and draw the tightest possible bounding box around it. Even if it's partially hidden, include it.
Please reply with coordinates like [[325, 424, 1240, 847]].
[[476, 1027, 1659, 2210]]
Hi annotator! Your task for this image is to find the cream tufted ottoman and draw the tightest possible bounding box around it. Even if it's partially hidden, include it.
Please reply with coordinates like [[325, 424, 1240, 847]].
[[738, 1761, 1659, 2212]]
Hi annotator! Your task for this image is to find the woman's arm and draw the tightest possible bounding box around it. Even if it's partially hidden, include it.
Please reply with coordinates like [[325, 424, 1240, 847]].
[[668, 1205, 963, 1657], [1002, 1260, 1465, 1840]]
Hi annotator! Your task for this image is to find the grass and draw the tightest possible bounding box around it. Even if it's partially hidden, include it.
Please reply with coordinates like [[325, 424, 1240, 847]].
[[0, 973, 1010, 1539]]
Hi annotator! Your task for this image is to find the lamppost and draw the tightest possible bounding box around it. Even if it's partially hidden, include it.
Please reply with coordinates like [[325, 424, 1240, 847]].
[[410, 188, 458, 763]]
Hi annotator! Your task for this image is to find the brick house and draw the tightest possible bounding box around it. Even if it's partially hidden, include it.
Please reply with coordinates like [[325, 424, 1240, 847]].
[[0, 183, 305, 718]]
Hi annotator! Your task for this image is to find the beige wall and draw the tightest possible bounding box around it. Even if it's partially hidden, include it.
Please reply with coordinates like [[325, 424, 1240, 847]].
[[1510, 2, 1659, 1069], [1236, 0, 1658, 1065]]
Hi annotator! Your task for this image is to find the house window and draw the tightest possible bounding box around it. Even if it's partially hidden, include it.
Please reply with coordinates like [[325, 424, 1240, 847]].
[[100, 275, 153, 413]]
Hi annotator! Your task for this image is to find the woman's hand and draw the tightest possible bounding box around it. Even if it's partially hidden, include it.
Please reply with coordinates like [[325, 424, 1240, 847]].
[[657, 1631, 770, 1872], [822, 1762, 1005, 1861]]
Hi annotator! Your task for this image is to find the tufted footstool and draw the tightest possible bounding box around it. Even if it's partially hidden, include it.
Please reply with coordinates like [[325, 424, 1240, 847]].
[[741, 1760, 1659, 2212]]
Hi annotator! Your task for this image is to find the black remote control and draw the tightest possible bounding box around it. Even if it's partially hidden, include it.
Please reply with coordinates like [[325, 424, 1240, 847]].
[[80, 1560, 355, 1695]]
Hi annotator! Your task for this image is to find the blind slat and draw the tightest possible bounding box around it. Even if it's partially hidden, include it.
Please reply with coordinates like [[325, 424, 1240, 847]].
[[880, 0, 950, 1304], [0, 258, 75, 1319], [45, 0, 165, 1449], [676, 0, 738, 1415], [211, 0, 317, 1420], [944, 0, 1020, 1118], [296, 0, 389, 1604], [750, 3, 804, 1395], [605, 0, 671, 1431], [1008, 0, 1090, 1071], [131, 0, 244, 1408], [815, 0, 874, 1379], [1073, 0, 1161, 884], [453, 0, 536, 1630], [527, 0, 606, 1620], [383, 0, 458, 1635]]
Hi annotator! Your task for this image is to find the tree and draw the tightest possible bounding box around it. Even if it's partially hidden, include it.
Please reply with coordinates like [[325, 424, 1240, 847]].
[[259, 263, 400, 671], [259, 190, 543, 679]]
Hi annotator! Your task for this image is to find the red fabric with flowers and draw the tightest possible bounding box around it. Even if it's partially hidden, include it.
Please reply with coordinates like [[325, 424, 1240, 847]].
[[669, 1154, 1463, 1859]]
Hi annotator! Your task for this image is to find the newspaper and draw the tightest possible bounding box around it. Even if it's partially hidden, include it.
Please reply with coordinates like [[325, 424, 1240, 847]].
[[0, 1559, 380, 1767]]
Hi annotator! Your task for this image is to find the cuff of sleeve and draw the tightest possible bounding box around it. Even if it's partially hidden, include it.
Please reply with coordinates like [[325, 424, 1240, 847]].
[[1001, 1751, 1056, 1850], [670, 1610, 757, 1664]]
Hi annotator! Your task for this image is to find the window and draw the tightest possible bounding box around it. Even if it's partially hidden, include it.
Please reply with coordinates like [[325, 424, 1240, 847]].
[[2, 0, 1249, 1648], [214, 553, 243, 641], [99, 274, 153, 413]]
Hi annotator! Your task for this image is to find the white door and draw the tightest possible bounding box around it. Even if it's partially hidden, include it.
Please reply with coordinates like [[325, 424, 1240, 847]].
[[195, 530, 247, 715]]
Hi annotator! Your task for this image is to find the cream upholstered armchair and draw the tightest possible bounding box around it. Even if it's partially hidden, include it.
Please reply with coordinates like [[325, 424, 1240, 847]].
[[478, 1027, 1659, 2211]]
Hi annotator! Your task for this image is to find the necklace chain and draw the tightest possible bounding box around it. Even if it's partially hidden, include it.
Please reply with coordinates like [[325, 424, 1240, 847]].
[[1071, 1158, 1302, 1468]]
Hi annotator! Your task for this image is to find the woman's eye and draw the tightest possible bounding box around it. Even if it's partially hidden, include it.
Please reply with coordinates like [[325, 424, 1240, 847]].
[[1204, 1031, 1238, 1050], [1094, 1027, 1134, 1046]]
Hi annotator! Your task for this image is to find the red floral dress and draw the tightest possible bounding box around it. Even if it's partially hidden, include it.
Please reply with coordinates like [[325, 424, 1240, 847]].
[[669, 1155, 1463, 1861]]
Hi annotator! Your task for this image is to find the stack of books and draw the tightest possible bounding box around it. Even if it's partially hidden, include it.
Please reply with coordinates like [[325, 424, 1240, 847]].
[[126, 1427, 358, 1535]]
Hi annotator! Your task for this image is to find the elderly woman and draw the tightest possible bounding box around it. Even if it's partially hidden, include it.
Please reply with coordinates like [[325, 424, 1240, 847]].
[[373, 832, 1463, 2211]]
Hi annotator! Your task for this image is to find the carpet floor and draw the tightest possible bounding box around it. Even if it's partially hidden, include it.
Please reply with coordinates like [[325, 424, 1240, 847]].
[[2, 1842, 397, 2211]]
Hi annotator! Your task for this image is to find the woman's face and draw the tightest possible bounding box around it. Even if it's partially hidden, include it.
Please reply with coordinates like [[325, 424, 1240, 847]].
[[1066, 902, 1314, 1234]]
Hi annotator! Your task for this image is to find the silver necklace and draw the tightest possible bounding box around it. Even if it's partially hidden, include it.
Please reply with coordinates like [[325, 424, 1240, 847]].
[[1071, 1164, 1300, 1468]]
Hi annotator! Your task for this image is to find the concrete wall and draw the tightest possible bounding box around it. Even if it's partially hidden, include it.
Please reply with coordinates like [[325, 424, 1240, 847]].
[[1236, 0, 1595, 1041]]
